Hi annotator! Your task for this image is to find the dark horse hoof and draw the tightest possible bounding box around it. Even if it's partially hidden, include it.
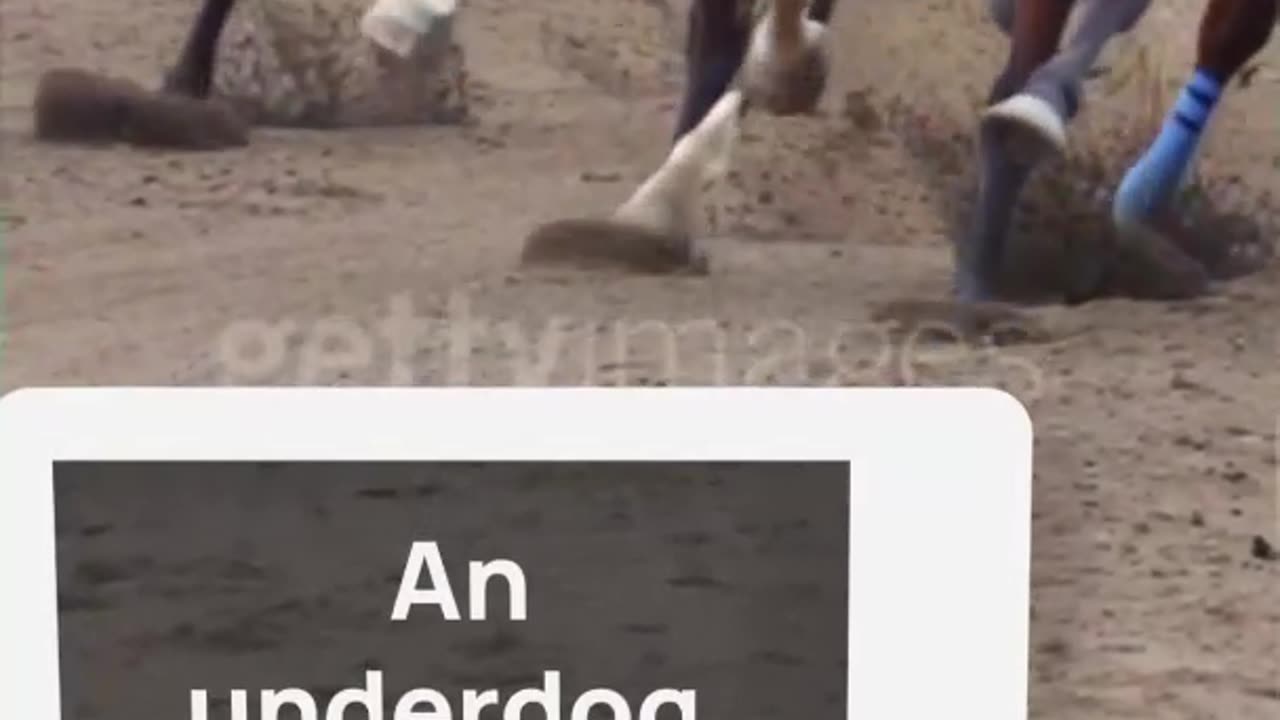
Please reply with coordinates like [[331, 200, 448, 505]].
[[34, 67, 249, 150], [120, 91, 249, 150]]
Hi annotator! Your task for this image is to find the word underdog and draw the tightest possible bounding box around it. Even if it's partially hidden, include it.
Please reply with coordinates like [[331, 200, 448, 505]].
[[191, 542, 696, 720]]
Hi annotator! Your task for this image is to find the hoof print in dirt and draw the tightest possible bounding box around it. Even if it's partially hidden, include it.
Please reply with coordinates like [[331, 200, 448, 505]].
[[34, 67, 249, 151], [871, 298, 1053, 346], [521, 218, 709, 275]]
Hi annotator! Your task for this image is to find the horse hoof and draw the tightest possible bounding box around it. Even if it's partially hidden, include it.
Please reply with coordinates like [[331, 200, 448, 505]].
[[746, 48, 829, 116], [1110, 223, 1213, 300], [521, 218, 710, 276], [982, 93, 1067, 162], [120, 92, 250, 150], [34, 68, 142, 144], [741, 1, 829, 117], [1118, 206, 1273, 283], [34, 67, 248, 150]]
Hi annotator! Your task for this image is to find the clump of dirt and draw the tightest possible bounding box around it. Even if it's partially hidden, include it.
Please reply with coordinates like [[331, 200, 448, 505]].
[[521, 217, 709, 275]]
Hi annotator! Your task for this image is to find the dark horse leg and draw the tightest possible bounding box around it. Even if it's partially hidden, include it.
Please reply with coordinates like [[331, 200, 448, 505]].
[[673, 0, 753, 141], [1113, 0, 1278, 230], [954, 0, 1073, 302], [673, 0, 841, 142], [163, 0, 239, 98], [956, 0, 1153, 302], [806, 0, 838, 24]]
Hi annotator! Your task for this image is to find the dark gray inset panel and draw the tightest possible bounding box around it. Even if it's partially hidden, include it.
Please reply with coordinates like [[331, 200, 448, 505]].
[[54, 462, 848, 720]]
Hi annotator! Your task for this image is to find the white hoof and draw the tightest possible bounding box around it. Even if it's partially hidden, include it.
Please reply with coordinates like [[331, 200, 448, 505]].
[[982, 93, 1067, 157], [361, 0, 456, 57]]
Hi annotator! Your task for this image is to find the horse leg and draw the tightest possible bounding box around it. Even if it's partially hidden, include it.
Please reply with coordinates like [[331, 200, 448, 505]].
[[806, 0, 841, 24], [958, 0, 1155, 301], [1112, 0, 1278, 230], [985, 0, 1154, 160], [988, 0, 1015, 35], [953, 0, 1074, 302], [673, 0, 752, 142], [163, 0, 238, 98]]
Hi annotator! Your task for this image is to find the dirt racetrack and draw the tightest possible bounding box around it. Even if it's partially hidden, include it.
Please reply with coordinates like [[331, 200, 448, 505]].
[[3, 0, 1279, 717]]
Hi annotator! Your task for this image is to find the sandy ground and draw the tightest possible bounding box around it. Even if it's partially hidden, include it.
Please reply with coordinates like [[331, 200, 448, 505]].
[[3, 0, 1280, 717]]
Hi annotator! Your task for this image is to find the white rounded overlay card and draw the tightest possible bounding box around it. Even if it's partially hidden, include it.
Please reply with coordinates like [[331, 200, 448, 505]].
[[0, 388, 1032, 720]]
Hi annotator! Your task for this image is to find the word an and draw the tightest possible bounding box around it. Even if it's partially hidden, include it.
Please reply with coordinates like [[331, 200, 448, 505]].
[[391, 541, 527, 621], [191, 670, 696, 720]]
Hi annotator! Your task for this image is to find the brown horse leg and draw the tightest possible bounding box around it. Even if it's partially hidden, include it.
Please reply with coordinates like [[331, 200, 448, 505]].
[[1197, 0, 1278, 80], [953, 0, 1074, 302], [163, 0, 238, 98], [1112, 0, 1277, 233], [989, 0, 1072, 102]]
